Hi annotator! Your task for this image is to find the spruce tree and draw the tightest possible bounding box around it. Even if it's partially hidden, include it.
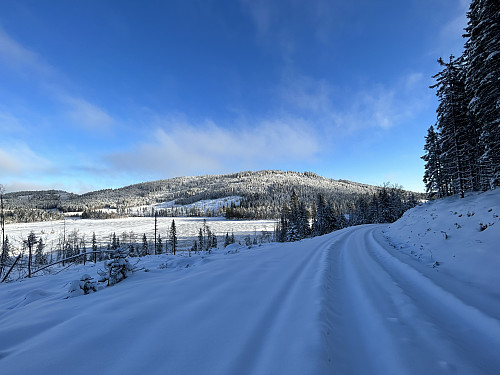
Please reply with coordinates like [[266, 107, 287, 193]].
[[463, 0, 500, 189], [111, 232, 118, 250], [224, 232, 231, 248], [24, 231, 37, 278], [34, 238, 47, 266], [157, 235, 163, 254], [91, 232, 98, 263], [141, 234, 148, 256], [314, 193, 328, 235], [286, 191, 301, 241], [298, 201, 309, 238], [422, 125, 445, 197], [198, 228, 204, 251], [170, 220, 177, 255], [0, 235, 10, 278], [431, 55, 470, 197]]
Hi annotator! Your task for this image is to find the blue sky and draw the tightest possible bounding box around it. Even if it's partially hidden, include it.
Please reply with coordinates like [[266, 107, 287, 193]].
[[0, 0, 469, 193]]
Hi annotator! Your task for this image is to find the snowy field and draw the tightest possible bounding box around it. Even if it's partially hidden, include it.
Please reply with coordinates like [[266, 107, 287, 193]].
[[0, 189, 499, 374], [5, 216, 276, 251]]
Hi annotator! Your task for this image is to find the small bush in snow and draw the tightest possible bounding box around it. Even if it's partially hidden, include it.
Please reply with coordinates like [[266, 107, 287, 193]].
[[68, 274, 99, 297], [98, 249, 134, 286]]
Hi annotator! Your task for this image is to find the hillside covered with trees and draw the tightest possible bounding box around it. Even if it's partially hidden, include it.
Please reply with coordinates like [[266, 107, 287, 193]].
[[2, 170, 421, 223]]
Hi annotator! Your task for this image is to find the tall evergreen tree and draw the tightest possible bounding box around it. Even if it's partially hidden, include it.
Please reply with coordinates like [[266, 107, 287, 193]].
[[422, 125, 446, 197], [287, 191, 301, 241], [297, 201, 310, 238], [141, 234, 148, 256], [170, 220, 177, 255], [92, 232, 98, 263], [111, 232, 118, 250], [34, 237, 47, 266], [0, 235, 10, 278], [24, 231, 37, 278], [431, 55, 470, 198], [224, 232, 231, 248], [313, 193, 326, 235], [463, 0, 500, 190], [198, 228, 204, 251], [157, 235, 163, 254]]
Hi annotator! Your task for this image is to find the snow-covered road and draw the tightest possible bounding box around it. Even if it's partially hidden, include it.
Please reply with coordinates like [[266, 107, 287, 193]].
[[325, 225, 500, 375], [1, 224, 499, 375]]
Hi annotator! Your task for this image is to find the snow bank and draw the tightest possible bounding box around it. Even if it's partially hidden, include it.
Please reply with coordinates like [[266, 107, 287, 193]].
[[386, 188, 500, 288]]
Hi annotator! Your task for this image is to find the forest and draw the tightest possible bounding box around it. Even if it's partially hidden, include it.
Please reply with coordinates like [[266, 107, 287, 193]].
[[1, 170, 419, 223], [423, 0, 499, 198]]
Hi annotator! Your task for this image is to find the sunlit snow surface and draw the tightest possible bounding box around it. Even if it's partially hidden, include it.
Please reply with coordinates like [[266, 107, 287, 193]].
[[5, 216, 275, 250], [0, 189, 499, 375]]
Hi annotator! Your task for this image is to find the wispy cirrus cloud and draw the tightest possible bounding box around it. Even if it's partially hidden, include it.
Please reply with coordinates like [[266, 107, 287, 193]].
[[0, 142, 53, 175], [278, 70, 431, 134], [60, 96, 115, 129], [279, 73, 332, 116], [239, 0, 348, 61], [239, 0, 273, 38], [0, 111, 26, 134], [0, 26, 115, 131], [105, 117, 320, 177], [430, 0, 468, 58], [0, 27, 53, 77]]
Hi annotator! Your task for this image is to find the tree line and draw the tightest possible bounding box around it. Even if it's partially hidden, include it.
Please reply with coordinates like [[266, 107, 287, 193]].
[[423, 0, 499, 198], [2, 170, 387, 223], [276, 185, 418, 242]]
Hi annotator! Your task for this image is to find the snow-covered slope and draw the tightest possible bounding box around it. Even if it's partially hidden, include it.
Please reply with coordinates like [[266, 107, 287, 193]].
[[3, 170, 387, 221], [386, 188, 500, 289], [0, 189, 499, 375]]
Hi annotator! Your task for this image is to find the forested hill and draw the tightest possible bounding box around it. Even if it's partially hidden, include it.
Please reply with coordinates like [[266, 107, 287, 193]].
[[3, 170, 420, 221]]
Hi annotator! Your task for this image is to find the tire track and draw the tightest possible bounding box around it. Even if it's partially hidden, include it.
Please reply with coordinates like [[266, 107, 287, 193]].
[[322, 224, 500, 374], [366, 227, 500, 374], [223, 236, 335, 375]]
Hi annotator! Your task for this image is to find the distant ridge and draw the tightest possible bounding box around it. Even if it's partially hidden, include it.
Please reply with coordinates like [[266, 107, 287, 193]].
[[4, 170, 417, 220]]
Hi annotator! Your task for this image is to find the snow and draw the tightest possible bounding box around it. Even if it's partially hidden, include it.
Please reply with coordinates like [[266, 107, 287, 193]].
[[1, 189, 499, 374], [132, 195, 242, 214], [5, 216, 275, 251], [386, 188, 500, 289], [485, 51, 499, 61]]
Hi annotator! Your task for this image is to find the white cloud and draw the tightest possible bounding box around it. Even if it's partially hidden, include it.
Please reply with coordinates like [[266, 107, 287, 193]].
[[2, 181, 60, 193], [106, 118, 320, 177], [238, 0, 296, 61], [431, 1, 468, 58], [239, 0, 273, 38], [0, 27, 115, 131], [0, 143, 53, 175], [60, 96, 115, 129], [331, 83, 430, 132], [0, 111, 26, 133], [280, 72, 332, 115], [279, 71, 431, 133], [0, 27, 53, 77]]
